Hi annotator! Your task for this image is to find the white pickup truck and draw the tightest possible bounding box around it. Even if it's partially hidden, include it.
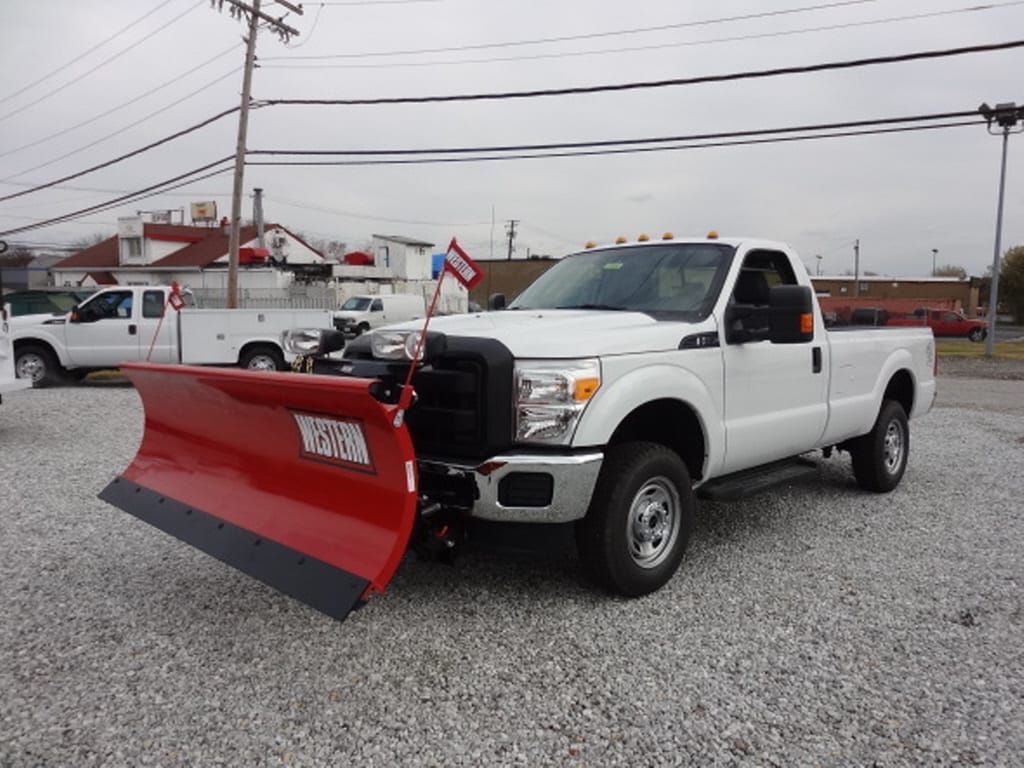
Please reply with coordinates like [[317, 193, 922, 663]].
[[322, 233, 937, 597], [11, 285, 334, 386]]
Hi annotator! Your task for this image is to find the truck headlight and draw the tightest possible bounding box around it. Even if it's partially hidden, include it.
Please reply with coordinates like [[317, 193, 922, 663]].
[[514, 359, 600, 444]]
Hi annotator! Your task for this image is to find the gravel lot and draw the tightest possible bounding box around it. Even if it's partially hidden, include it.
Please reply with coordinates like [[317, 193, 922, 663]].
[[1, 373, 1022, 767]]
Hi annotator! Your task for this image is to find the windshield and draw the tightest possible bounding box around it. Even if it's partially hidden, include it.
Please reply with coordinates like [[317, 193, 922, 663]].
[[339, 296, 371, 311], [509, 243, 735, 319]]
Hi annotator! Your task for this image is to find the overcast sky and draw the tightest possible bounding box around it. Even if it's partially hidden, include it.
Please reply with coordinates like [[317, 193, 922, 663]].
[[2, 0, 1023, 277]]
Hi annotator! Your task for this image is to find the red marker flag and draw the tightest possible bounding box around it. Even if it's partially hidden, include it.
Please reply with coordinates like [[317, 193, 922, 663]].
[[168, 281, 185, 311], [444, 239, 484, 289]]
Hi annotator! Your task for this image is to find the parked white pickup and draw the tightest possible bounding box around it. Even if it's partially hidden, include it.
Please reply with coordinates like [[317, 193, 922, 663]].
[[11, 285, 334, 386]]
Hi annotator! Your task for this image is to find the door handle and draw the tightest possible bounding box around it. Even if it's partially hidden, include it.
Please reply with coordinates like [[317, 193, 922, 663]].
[[128, 324, 137, 336], [812, 346, 822, 373]]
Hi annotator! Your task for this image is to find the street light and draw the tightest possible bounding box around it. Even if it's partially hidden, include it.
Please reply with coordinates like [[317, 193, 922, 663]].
[[979, 101, 1024, 356], [815, 254, 822, 275], [931, 248, 938, 277]]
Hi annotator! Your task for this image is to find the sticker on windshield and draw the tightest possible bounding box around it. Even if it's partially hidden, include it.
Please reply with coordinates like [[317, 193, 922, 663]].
[[603, 262, 624, 270]]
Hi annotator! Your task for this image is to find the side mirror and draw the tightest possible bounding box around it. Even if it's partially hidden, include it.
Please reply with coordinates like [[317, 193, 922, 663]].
[[768, 285, 815, 344], [488, 293, 506, 311], [69, 307, 80, 323], [318, 328, 347, 355]]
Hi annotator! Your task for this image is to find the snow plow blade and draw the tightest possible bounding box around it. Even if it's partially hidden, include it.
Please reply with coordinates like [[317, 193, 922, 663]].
[[99, 362, 418, 621]]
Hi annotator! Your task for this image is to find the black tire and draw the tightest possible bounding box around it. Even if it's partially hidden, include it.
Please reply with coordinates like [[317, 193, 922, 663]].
[[968, 327, 985, 342], [850, 399, 909, 493], [576, 441, 695, 597], [14, 344, 64, 387], [239, 345, 285, 372], [357, 322, 370, 336]]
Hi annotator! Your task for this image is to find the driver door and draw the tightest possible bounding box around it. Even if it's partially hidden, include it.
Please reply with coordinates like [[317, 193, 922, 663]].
[[64, 289, 140, 367], [720, 250, 829, 473]]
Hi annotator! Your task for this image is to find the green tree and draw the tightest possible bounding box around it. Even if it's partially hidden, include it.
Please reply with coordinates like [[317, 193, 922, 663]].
[[934, 264, 967, 279], [998, 245, 1024, 322]]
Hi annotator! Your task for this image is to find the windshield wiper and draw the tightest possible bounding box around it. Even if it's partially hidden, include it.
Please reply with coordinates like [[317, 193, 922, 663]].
[[555, 303, 630, 311]]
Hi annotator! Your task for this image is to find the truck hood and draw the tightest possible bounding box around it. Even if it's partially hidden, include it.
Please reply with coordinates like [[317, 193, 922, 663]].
[[389, 310, 703, 357]]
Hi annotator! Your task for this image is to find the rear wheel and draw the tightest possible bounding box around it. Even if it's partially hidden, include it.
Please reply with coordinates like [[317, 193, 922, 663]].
[[576, 441, 694, 597], [850, 399, 909, 492], [968, 327, 985, 342], [15, 345, 64, 387], [239, 345, 285, 372]]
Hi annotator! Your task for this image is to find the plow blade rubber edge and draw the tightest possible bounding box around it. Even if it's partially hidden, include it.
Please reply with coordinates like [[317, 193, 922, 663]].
[[99, 362, 418, 621]]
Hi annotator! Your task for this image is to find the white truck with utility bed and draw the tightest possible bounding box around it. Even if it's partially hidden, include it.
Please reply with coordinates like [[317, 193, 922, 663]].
[[99, 233, 937, 620], [11, 285, 333, 386]]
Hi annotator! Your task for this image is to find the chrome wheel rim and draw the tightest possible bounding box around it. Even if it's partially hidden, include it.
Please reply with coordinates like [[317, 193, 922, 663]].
[[246, 355, 277, 371], [16, 354, 45, 383], [883, 418, 905, 475], [626, 476, 681, 569]]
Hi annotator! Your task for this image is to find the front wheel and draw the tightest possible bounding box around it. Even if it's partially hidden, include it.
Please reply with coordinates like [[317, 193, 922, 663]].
[[850, 399, 909, 492], [239, 345, 285, 371], [576, 442, 695, 597], [968, 327, 986, 342], [15, 345, 64, 387]]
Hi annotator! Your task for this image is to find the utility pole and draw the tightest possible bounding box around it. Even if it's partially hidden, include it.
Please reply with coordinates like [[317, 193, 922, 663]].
[[211, 0, 302, 308], [505, 219, 519, 261], [931, 248, 938, 277], [815, 254, 822, 276], [853, 239, 860, 297], [978, 101, 1024, 357]]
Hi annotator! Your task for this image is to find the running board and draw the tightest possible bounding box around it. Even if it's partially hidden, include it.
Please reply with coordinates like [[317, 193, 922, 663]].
[[697, 458, 818, 502]]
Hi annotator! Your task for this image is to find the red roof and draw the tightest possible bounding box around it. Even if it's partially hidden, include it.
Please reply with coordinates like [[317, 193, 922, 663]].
[[52, 223, 324, 271]]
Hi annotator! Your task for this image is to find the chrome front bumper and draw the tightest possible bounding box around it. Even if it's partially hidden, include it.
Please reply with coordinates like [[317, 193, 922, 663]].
[[419, 451, 604, 523]]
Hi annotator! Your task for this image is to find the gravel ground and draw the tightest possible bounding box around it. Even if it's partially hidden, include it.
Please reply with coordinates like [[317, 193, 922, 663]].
[[1, 374, 1022, 767]]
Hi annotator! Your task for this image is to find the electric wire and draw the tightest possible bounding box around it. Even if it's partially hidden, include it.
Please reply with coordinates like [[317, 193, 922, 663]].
[[0, 0, 177, 106], [0, 160, 234, 238], [3, 68, 242, 182], [0, 45, 241, 162], [258, 40, 1024, 107], [265, 0, 878, 61], [249, 110, 979, 157], [0, 0, 207, 127], [0, 108, 241, 203], [269, 195, 490, 227], [264, 2, 1024, 70], [245, 120, 980, 167]]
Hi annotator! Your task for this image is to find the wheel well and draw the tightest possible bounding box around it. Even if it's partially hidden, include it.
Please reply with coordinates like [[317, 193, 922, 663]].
[[884, 369, 914, 415], [238, 341, 283, 363], [13, 338, 58, 359], [607, 399, 706, 481]]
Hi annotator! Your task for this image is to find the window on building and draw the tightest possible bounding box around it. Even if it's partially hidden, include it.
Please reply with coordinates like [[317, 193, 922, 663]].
[[122, 237, 143, 259]]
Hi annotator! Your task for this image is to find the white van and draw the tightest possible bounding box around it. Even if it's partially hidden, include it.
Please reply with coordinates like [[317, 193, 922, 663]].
[[333, 294, 425, 335]]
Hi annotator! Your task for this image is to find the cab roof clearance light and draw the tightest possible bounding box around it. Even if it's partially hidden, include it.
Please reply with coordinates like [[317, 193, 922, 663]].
[[637, 233, 650, 242], [615, 236, 628, 244], [662, 232, 674, 240], [707, 230, 720, 239]]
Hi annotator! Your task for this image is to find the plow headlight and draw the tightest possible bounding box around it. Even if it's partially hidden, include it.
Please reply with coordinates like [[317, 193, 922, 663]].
[[369, 329, 446, 361], [283, 328, 345, 356], [514, 359, 600, 444]]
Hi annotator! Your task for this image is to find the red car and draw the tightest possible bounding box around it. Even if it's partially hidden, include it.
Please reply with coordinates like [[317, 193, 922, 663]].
[[887, 308, 988, 341]]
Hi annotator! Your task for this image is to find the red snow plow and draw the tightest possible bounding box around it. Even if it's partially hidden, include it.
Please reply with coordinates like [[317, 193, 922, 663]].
[[100, 361, 418, 621]]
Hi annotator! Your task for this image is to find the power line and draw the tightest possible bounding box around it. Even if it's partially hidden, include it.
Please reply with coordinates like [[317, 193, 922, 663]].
[[269, 195, 489, 226], [0, 0, 176, 106], [3, 68, 241, 181], [264, 0, 878, 61], [246, 120, 980, 167], [258, 39, 1024, 107], [0, 0, 206, 126], [264, 2, 1024, 70], [249, 110, 979, 157], [0, 108, 240, 203], [0, 160, 234, 238], [0, 45, 240, 162]]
